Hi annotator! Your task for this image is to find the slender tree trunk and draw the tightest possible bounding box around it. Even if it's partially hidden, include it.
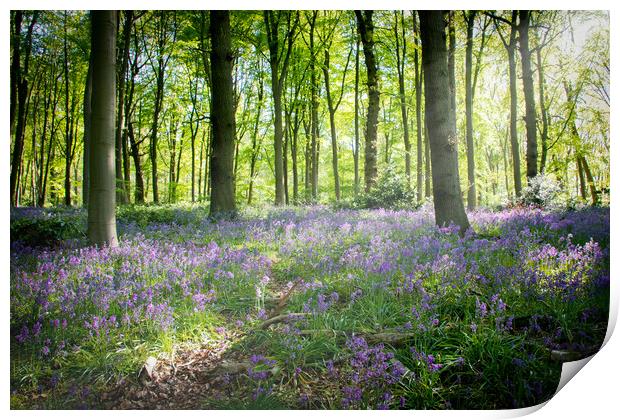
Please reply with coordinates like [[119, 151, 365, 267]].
[[284, 111, 290, 205], [127, 121, 144, 203], [63, 13, 73, 206], [308, 12, 319, 202], [518, 10, 538, 182], [448, 12, 457, 137], [464, 11, 477, 210], [291, 112, 300, 203], [503, 129, 511, 199], [248, 70, 264, 205], [303, 115, 311, 201], [82, 54, 93, 207], [579, 156, 599, 205], [576, 156, 587, 201], [395, 11, 411, 186], [11, 12, 37, 207], [508, 14, 522, 197], [264, 11, 296, 206], [354, 37, 360, 196], [88, 10, 118, 247], [209, 10, 236, 216], [115, 11, 132, 204], [536, 46, 549, 173], [10, 11, 22, 136], [413, 12, 424, 202], [322, 49, 341, 201], [355, 10, 379, 193], [419, 10, 470, 234]]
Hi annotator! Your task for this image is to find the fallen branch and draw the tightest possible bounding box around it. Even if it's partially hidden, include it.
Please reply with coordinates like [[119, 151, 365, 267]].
[[260, 312, 311, 330], [550, 347, 599, 363]]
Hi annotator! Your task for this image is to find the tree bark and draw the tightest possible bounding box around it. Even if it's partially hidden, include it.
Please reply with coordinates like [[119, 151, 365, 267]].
[[308, 12, 320, 202], [248, 61, 264, 205], [209, 10, 236, 216], [518, 11, 538, 182], [88, 10, 119, 247], [448, 12, 457, 138], [10, 11, 22, 137], [115, 11, 132, 204], [322, 49, 344, 201], [265, 11, 297, 206], [82, 52, 93, 207], [11, 12, 37, 207], [355, 10, 379, 193], [419, 10, 470, 234], [579, 156, 599, 205], [464, 11, 477, 210], [536, 45, 549, 173], [354, 36, 360, 197], [412, 12, 424, 202], [395, 11, 411, 186]]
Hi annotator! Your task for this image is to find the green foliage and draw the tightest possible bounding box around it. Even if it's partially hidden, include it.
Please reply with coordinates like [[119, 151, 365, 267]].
[[350, 170, 419, 210], [519, 173, 562, 208], [10, 208, 86, 247]]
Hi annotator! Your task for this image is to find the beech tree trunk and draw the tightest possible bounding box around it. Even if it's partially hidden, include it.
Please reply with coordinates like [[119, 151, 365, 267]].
[[264, 11, 297, 205], [115, 11, 132, 204], [413, 12, 424, 202], [518, 10, 538, 182], [88, 10, 118, 247], [464, 11, 477, 210], [308, 12, 319, 201], [355, 10, 379, 193], [11, 12, 37, 207], [354, 37, 360, 196], [394, 11, 411, 186], [209, 10, 236, 217], [82, 54, 93, 207], [537, 46, 549, 173], [419, 10, 470, 234]]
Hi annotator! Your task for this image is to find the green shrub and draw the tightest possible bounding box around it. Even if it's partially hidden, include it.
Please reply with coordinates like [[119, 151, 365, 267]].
[[352, 170, 419, 210], [10, 208, 85, 247], [519, 173, 562, 208]]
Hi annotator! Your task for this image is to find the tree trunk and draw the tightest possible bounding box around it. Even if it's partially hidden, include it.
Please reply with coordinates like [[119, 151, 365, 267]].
[[508, 13, 522, 197], [537, 46, 549, 173], [355, 10, 379, 193], [448, 12, 457, 137], [209, 10, 236, 216], [464, 11, 477, 210], [308, 12, 319, 202], [248, 65, 264, 205], [354, 36, 360, 197], [580, 156, 599, 205], [264, 11, 296, 206], [10, 11, 22, 136], [576, 156, 587, 201], [283, 110, 290, 205], [83, 54, 93, 207], [412, 12, 424, 202], [394, 11, 411, 186], [518, 10, 538, 182], [322, 49, 341, 201], [115, 11, 132, 204], [11, 12, 37, 207], [419, 10, 470, 234], [88, 10, 118, 247], [63, 13, 73, 206]]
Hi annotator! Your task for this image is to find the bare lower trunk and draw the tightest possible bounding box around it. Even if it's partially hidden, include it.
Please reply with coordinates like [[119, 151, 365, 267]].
[[209, 10, 236, 216], [88, 10, 118, 247], [356, 10, 379, 193], [518, 11, 538, 182], [419, 10, 470, 234]]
